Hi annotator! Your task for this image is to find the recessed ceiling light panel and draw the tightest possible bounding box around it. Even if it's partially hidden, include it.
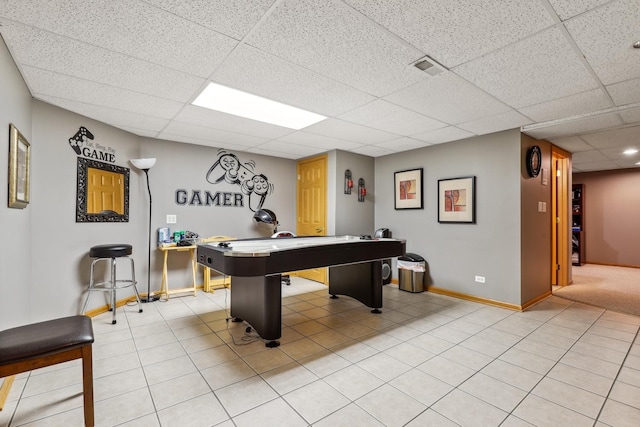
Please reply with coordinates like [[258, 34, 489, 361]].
[[192, 83, 326, 130], [623, 148, 638, 155]]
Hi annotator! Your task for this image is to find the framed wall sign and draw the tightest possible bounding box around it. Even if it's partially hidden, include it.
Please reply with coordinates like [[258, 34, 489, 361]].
[[8, 124, 31, 209], [394, 168, 423, 210], [438, 176, 476, 223]]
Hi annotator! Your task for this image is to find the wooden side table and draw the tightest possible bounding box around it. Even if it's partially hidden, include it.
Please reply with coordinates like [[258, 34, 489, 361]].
[[158, 245, 198, 299]]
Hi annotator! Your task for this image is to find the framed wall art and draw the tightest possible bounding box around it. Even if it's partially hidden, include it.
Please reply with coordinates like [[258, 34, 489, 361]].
[[394, 168, 423, 210], [438, 176, 476, 223], [8, 124, 31, 209]]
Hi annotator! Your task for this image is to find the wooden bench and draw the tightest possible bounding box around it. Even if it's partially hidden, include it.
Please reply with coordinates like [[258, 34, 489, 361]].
[[0, 315, 95, 426]]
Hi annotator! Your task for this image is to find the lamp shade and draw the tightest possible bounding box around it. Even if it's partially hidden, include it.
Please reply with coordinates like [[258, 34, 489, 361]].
[[130, 158, 157, 170]]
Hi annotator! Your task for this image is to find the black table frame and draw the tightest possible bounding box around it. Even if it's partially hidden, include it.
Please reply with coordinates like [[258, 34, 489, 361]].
[[197, 236, 405, 347]]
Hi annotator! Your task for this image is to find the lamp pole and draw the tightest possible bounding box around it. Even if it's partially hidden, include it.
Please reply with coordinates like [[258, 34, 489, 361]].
[[131, 158, 158, 303], [141, 167, 159, 303]]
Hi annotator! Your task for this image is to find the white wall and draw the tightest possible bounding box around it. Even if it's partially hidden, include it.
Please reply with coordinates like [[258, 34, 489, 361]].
[[375, 130, 523, 305], [0, 36, 33, 328]]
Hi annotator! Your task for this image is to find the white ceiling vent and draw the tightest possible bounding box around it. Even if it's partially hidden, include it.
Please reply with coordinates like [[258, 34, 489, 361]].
[[413, 56, 447, 77]]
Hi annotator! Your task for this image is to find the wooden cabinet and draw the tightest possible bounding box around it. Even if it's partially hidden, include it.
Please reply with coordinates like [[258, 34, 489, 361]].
[[572, 184, 585, 266]]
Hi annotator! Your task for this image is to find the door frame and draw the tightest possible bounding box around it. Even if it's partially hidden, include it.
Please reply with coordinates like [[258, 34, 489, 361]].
[[552, 146, 572, 286]]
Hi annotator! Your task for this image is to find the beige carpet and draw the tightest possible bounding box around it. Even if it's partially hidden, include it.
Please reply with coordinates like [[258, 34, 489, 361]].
[[554, 264, 640, 317]]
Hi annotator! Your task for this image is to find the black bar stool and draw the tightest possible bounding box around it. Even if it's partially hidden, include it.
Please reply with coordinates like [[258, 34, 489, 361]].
[[82, 244, 142, 324]]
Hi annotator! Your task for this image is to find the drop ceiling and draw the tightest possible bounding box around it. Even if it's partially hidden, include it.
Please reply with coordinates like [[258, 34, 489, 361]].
[[1, 0, 638, 172]]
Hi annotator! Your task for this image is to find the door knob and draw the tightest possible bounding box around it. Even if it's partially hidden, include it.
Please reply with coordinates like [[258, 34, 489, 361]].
[[315, 228, 323, 233]]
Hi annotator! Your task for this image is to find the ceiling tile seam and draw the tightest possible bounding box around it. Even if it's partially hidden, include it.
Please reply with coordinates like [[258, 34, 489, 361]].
[[0, 18, 217, 80], [537, 0, 616, 106], [339, 0, 426, 62], [523, 102, 640, 132], [154, 0, 289, 138], [373, 97, 456, 129], [136, 0, 246, 42], [32, 92, 170, 129], [335, 98, 453, 136], [166, 116, 296, 145], [17, 62, 198, 106]]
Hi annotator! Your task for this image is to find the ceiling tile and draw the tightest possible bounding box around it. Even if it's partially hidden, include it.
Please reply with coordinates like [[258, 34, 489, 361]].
[[173, 105, 294, 140], [384, 72, 511, 124], [523, 113, 623, 140], [337, 100, 446, 135], [599, 146, 640, 160], [607, 78, 640, 105], [565, 0, 640, 85], [580, 125, 640, 148], [455, 27, 599, 108], [411, 126, 475, 144], [160, 121, 268, 148], [141, 0, 274, 40], [520, 89, 613, 122], [38, 96, 169, 132], [547, 0, 611, 20], [24, 66, 183, 119], [620, 108, 640, 124], [572, 160, 620, 171], [0, 22, 205, 103], [457, 110, 532, 135], [374, 137, 431, 152], [156, 133, 252, 151], [211, 44, 375, 116], [547, 136, 593, 152], [244, 0, 425, 97], [304, 119, 399, 144], [244, 147, 301, 160], [345, 0, 554, 68], [277, 132, 364, 151], [1, 0, 238, 77], [572, 150, 609, 163], [249, 141, 324, 158], [350, 145, 395, 158]]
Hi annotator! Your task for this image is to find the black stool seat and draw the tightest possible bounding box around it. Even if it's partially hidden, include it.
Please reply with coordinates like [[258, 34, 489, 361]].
[[0, 315, 95, 426], [89, 244, 132, 258], [0, 315, 94, 364]]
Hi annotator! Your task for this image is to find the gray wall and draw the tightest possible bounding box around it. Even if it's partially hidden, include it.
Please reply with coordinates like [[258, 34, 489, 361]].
[[334, 150, 375, 236], [0, 56, 298, 327], [31, 101, 144, 321], [1, 37, 553, 326], [0, 36, 33, 328], [137, 137, 296, 288], [375, 129, 524, 306]]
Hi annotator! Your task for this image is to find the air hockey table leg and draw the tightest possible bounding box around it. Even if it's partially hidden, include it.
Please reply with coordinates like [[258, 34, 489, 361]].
[[230, 274, 283, 347]]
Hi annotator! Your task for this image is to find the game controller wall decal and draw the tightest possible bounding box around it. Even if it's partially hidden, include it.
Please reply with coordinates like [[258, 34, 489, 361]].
[[175, 150, 274, 211], [68, 126, 118, 163]]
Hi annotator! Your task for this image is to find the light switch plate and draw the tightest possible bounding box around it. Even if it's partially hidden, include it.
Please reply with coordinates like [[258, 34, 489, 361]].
[[166, 215, 177, 224]]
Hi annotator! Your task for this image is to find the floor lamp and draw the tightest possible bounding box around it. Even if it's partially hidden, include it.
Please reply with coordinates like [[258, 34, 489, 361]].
[[130, 158, 159, 303]]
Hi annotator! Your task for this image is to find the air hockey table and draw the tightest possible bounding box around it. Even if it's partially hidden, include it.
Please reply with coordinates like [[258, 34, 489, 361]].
[[197, 235, 406, 347]]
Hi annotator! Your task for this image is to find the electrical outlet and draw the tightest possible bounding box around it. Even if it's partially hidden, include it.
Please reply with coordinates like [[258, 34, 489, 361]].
[[475, 275, 485, 283], [166, 214, 177, 224]]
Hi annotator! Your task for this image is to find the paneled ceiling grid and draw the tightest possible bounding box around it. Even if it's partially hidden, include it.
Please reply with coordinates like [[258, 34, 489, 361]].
[[0, 0, 638, 171]]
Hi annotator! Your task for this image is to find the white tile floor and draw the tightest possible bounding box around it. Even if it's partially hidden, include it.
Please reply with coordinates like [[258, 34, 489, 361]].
[[2, 278, 640, 426]]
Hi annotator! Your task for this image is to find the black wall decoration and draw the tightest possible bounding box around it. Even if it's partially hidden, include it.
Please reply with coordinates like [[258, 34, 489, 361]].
[[174, 150, 274, 211]]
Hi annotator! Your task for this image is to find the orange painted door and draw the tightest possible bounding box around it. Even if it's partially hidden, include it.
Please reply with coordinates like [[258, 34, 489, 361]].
[[296, 155, 327, 284]]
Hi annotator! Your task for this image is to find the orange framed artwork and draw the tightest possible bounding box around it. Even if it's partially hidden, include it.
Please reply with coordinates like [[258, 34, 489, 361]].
[[438, 176, 476, 223], [394, 168, 423, 210]]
